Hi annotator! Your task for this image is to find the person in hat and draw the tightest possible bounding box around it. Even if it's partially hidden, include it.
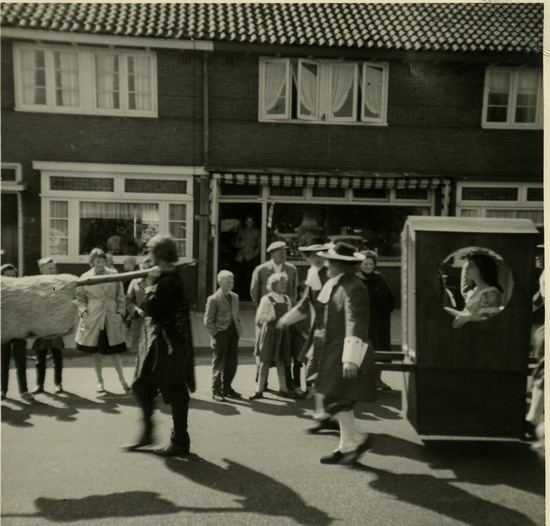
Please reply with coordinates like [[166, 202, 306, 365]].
[[250, 241, 299, 306], [312, 242, 375, 465], [1, 263, 34, 402], [31, 257, 65, 394]]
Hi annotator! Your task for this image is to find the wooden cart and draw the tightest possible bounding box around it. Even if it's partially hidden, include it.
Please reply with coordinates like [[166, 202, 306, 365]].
[[396, 216, 539, 438]]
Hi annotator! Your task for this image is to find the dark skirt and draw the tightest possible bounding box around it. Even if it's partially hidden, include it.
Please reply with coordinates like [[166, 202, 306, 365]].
[[77, 329, 127, 355]]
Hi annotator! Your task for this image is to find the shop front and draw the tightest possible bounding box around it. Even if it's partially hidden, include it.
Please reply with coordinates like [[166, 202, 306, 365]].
[[210, 171, 451, 301]]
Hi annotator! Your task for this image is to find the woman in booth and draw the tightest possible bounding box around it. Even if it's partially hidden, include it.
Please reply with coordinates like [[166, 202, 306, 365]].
[[445, 251, 503, 329]]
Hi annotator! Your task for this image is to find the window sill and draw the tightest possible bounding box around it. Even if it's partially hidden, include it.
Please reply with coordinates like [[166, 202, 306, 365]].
[[258, 118, 388, 127], [481, 123, 542, 130], [15, 106, 158, 119]]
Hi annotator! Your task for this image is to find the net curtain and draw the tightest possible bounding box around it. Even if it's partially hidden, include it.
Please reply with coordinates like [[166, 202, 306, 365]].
[[263, 61, 287, 113]]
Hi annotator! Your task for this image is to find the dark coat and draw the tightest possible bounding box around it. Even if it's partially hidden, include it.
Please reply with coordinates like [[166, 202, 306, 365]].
[[357, 270, 394, 351], [315, 272, 376, 402], [135, 269, 196, 393]]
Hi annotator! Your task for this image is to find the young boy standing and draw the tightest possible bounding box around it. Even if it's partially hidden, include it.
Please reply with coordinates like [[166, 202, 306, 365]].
[[204, 270, 242, 401]]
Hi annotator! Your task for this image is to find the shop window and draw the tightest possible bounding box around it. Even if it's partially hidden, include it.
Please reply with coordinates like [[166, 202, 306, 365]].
[[50, 176, 114, 192], [312, 187, 346, 199], [462, 187, 518, 201], [269, 186, 304, 197], [395, 188, 429, 200], [220, 184, 260, 196], [259, 57, 388, 125], [483, 68, 542, 129], [353, 188, 389, 200], [14, 43, 157, 117], [267, 203, 430, 262]]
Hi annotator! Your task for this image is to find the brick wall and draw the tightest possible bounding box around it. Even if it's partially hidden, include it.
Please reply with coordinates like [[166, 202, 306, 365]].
[[207, 53, 543, 178]]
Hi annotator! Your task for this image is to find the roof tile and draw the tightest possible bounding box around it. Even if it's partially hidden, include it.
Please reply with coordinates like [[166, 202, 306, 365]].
[[0, 3, 543, 55]]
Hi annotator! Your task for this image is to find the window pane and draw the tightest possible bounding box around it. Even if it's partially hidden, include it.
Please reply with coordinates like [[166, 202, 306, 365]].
[[330, 64, 356, 119], [262, 61, 288, 116], [95, 54, 120, 109], [220, 184, 260, 196], [49, 200, 68, 255], [1, 168, 17, 182], [125, 179, 187, 194], [353, 188, 389, 200], [50, 176, 114, 192], [516, 209, 543, 225], [462, 187, 518, 201], [169, 203, 187, 221], [270, 186, 304, 197], [363, 65, 384, 119], [79, 202, 159, 256], [127, 55, 152, 111], [486, 70, 511, 123], [527, 187, 543, 202], [54, 51, 80, 107], [169, 204, 187, 257], [50, 200, 68, 218], [515, 106, 537, 123], [20, 49, 47, 105], [312, 187, 346, 198], [298, 61, 319, 118], [486, 209, 515, 219], [460, 209, 479, 218], [395, 188, 429, 200]]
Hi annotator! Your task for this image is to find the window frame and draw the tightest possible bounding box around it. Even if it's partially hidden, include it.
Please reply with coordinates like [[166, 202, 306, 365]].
[[297, 58, 321, 121], [13, 43, 158, 118], [258, 57, 389, 126], [482, 67, 542, 129], [38, 163, 195, 264], [258, 58, 291, 120]]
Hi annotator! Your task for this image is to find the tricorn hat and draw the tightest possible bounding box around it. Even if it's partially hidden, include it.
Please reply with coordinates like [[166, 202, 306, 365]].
[[318, 242, 365, 262], [267, 241, 287, 253]]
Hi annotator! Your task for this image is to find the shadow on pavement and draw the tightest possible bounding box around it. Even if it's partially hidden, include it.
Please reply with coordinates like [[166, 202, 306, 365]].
[[368, 433, 545, 497], [357, 390, 402, 421], [189, 397, 241, 416], [165, 454, 334, 525], [1, 391, 137, 427], [1, 491, 183, 521], [352, 461, 538, 526]]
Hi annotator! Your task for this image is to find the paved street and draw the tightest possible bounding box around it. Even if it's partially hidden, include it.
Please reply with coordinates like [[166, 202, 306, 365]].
[[2, 354, 545, 526]]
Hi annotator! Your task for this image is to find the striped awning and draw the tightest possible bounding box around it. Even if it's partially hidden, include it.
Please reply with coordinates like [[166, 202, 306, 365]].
[[212, 172, 449, 190]]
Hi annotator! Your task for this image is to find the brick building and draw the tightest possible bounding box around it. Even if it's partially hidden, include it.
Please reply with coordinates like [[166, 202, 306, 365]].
[[1, 3, 543, 308]]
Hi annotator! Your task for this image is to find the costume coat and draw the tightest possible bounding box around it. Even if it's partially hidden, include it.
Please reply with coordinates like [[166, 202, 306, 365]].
[[250, 260, 299, 306], [135, 269, 196, 394], [75, 268, 125, 347], [314, 272, 376, 402]]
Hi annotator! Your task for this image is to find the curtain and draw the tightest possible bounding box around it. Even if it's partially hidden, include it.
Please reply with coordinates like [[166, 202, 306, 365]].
[[49, 201, 68, 255], [263, 61, 287, 114], [54, 51, 79, 107], [128, 55, 152, 111], [80, 202, 158, 222], [363, 65, 383, 117], [298, 61, 318, 117], [21, 49, 46, 105], [488, 71, 511, 95], [330, 64, 355, 116], [95, 54, 120, 109], [459, 209, 479, 218]]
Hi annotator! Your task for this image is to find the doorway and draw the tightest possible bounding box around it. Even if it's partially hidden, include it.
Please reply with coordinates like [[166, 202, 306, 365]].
[[218, 203, 262, 301]]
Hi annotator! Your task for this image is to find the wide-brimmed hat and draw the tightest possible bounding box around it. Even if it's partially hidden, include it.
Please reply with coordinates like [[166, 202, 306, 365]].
[[37, 256, 54, 266], [267, 241, 287, 253], [318, 242, 365, 262], [299, 239, 333, 253]]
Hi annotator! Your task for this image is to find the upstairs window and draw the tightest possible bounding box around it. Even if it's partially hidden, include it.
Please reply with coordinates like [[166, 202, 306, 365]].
[[14, 44, 157, 117], [259, 58, 389, 125], [482, 68, 542, 129]]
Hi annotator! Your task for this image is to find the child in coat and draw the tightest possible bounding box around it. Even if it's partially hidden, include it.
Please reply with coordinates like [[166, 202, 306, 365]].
[[249, 272, 293, 400]]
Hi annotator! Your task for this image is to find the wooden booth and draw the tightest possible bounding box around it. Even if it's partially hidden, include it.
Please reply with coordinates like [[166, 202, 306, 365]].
[[400, 217, 539, 438]]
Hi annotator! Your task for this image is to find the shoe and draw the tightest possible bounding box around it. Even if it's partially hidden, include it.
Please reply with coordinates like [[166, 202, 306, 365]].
[[223, 389, 241, 399], [155, 443, 190, 457], [294, 388, 306, 399], [308, 418, 340, 435], [32, 386, 45, 395], [96, 383, 106, 393], [248, 391, 264, 400], [20, 392, 34, 402], [320, 450, 351, 465], [55, 385, 64, 394], [212, 393, 226, 402], [124, 434, 154, 452], [376, 380, 393, 392], [278, 390, 296, 399], [122, 383, 132, 393], [342, 434, 372, 465]]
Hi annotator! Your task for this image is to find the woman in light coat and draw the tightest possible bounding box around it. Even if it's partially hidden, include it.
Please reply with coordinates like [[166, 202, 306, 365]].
[[75, 248, 130, 393]]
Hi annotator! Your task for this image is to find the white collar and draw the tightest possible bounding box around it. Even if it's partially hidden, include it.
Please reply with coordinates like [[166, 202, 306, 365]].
[[317, 273, 344, 304]]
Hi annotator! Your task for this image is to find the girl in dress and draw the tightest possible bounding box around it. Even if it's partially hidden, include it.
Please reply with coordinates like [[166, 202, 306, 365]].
[[249, 272, 293, 400], [75, 248, 131, 393], [445, 251, 503, 329]]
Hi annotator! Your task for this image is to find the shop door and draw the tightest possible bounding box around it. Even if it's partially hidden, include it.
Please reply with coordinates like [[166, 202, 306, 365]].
[[218, 203, 262, 301], [1, 193, 18, 266]]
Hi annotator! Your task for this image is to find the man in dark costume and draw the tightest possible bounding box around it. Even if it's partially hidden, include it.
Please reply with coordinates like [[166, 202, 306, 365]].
[[126, 235, 196, 457]]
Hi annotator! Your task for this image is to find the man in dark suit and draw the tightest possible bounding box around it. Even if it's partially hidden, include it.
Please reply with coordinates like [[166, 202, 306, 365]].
[[314, 242, 375, 465], [204, 270, 242, 401], [250, 241, 299, 306], [126, 235, 195, 457]]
